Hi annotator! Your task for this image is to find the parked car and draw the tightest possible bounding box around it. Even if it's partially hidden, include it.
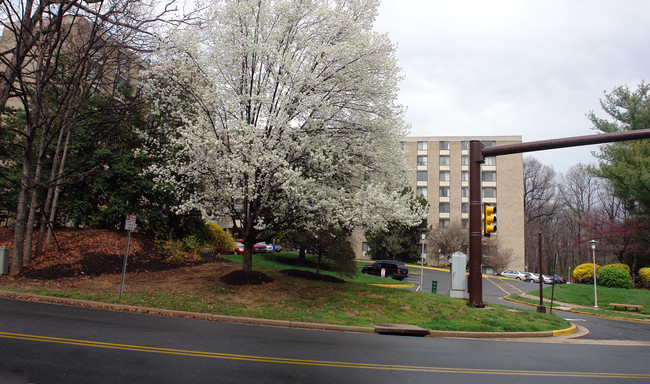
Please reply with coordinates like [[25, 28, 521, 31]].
[[541, 275, 553, 284], [523, 272, 539, 283], [254, 242, 268, 253], [550, 274, 566, 284], [500, 269, 527, 280], [234, 242, 244, 255], [361, 260, 409, 280]]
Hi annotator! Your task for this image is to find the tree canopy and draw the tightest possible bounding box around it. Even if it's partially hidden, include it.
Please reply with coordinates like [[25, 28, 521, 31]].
[[146, 0, 424, 273]]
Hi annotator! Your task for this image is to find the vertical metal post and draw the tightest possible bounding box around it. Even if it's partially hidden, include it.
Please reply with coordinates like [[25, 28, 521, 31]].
[[468, 141, 485, 307], [590, 240, 598, 308], [537, 232, 546, 313], [550, 252, 557, 314], [119, 230, 131, 298]]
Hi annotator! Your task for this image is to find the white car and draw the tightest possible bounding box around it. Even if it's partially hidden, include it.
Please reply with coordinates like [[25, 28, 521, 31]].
[[542, 275, 553, 284], [501, 269, 527, 280]]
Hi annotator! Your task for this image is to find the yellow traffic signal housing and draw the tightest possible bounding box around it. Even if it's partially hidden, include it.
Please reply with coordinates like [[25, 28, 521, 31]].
[[484, 204, 497, 237]]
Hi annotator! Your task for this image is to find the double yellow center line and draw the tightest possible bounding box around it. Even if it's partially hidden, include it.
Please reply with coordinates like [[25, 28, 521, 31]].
[[1, 332, 648, 379]]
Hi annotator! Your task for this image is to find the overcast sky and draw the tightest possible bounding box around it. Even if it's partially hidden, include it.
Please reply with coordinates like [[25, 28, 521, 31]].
[[373, 0, 649, 173]]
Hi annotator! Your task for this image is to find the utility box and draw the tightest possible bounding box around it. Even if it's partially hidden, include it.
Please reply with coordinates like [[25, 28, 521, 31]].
[[0, 247, 8, 275], [431, 280, 437, 294], [449, 252, 468, 299]]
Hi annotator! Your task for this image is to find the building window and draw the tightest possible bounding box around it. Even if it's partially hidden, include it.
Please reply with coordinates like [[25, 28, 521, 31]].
[[461, 155, 469, 166], [439, 187, 450, 197], [482, 140, 496, 147], [362, 242, 370, 252], [417, 141, 428, 151], [417, 187, 428, 197], [439, 219, 450, 229], [482, 171, 497, 182], [400, 171, 407, 179], [462, 219, 469, 229], [461, 187, 469, 198], [439, 155, 450, 166], [420, 243, 428, 254], [461, 171, 468, 182], [417, 155, 428, 166], [439, 202, 450, 213], [417, 171, 428, 181], [440, 141, 450, 150], [439, 171, 450, 182], [485, 156, 496, 166], [400, 141, 406, 150], [461, 141, 468, 150], [483, 187, 497, 198], [461, 203, 469, 213]]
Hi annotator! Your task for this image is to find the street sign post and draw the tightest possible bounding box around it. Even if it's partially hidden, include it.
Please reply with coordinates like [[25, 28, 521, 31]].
[[120, 214, 137, 298]]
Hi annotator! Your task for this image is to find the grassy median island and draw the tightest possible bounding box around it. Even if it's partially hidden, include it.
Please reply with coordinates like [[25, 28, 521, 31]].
[[509, 283, 650, 319], [0, 249, 570, 332]]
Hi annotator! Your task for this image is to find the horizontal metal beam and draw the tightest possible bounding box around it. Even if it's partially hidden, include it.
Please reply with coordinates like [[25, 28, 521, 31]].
[[482, 129, 650, 157]]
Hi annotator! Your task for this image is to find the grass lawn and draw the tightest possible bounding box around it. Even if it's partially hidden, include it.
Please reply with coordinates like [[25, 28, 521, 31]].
[[510, 283, 650, 319], [1, 251, 571, 333]]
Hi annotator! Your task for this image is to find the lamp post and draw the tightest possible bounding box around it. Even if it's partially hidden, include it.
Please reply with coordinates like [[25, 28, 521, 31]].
[[417, 233, 426, 292], [589, 239, 598, 308]]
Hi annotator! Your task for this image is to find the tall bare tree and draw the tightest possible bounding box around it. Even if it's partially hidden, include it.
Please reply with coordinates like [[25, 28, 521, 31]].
[[1, 0, 177, 274]]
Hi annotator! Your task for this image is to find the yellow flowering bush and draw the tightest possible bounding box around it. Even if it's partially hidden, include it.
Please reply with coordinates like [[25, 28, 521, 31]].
[[638, 267, 650, 288], [573, 263, 601, 282]]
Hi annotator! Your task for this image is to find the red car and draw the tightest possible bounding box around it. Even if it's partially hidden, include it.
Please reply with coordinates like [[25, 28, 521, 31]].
[[234, 242, 244, 255], [233, 241, 266, 254]]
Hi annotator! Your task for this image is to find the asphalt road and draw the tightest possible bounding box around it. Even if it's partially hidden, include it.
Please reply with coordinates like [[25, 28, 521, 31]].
[[404, 266, 650, 341], [1, 297, 649, 383]]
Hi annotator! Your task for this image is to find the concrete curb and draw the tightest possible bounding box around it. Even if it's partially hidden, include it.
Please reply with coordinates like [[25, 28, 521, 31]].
[[0, 290, 575, 338]]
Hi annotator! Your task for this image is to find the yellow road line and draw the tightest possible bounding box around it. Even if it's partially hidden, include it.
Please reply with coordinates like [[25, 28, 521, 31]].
[[485, 276, 526, 296], [1, 332, 648, 379]]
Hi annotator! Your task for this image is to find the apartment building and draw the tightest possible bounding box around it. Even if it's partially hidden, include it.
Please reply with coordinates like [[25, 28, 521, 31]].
[[351, 136, 525, 272]]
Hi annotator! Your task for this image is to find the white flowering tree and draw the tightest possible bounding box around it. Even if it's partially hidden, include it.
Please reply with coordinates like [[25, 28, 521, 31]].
[[146, 0, 425, 274]]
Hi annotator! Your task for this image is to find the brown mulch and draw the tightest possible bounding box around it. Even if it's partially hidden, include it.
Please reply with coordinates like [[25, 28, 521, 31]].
[[0, 227, 225, 280]]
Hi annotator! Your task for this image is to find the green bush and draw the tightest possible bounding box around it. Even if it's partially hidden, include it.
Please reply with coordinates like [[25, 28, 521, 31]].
[[638, 267, 650, 288], [573, 263, 601, 283], [603, 263, 631, 274], [598, 266, 631, 289]]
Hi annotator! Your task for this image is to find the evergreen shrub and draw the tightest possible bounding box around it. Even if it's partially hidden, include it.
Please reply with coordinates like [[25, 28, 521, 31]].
[[598, 266, 631, 289], [603, 263, 631, 274]]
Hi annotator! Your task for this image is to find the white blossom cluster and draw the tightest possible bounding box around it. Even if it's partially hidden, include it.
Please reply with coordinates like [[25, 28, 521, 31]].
[[143, 0, 427, 245]]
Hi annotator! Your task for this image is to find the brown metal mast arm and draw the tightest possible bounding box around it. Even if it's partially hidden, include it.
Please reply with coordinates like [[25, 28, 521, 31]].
[[482, 129, 650, 157]]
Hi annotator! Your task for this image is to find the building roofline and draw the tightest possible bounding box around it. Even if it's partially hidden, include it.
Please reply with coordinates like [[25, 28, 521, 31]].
[[404, 135, 522, 141]]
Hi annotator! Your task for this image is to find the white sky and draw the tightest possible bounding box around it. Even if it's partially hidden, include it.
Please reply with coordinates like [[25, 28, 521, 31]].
[[374, 0, 650, 173]]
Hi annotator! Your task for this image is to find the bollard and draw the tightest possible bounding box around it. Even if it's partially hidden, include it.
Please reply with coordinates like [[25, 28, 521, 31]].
[[0, 246, 8, 275]]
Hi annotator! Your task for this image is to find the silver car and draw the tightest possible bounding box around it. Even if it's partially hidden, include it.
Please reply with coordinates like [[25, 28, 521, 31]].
[[501, 269, 527, 280]]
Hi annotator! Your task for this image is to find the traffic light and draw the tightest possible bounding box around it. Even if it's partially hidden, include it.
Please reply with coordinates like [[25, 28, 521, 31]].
[[484, 204, 496, 237]]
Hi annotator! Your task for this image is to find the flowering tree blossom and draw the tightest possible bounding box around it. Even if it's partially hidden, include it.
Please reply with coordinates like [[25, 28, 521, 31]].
[[146, 0, 425, 273]]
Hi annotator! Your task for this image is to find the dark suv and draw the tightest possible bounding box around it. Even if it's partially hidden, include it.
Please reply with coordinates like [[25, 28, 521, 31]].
[[361, 260, 409, 280]]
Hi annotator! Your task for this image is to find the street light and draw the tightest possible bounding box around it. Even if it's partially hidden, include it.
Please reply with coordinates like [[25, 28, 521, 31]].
[[589, 239, 598, 308], [416, 233, 426, 292]]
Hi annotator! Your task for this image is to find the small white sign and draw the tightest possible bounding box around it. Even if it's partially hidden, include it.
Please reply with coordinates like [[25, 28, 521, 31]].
[[381, 268, 386, 278], [125, 214, 137, 231]]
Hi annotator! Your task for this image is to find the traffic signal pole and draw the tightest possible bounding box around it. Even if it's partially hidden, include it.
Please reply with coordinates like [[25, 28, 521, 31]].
[[467, 129, 650, 308], [468, 140, 485, 307]]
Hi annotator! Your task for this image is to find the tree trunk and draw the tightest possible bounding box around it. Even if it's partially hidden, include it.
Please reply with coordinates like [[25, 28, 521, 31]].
[[11, 139, 34, 275], [46, 129, 71, 247], [35, 125, 67, 258], [23, 121, 49, 264], [297, 246, 306, 266]]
